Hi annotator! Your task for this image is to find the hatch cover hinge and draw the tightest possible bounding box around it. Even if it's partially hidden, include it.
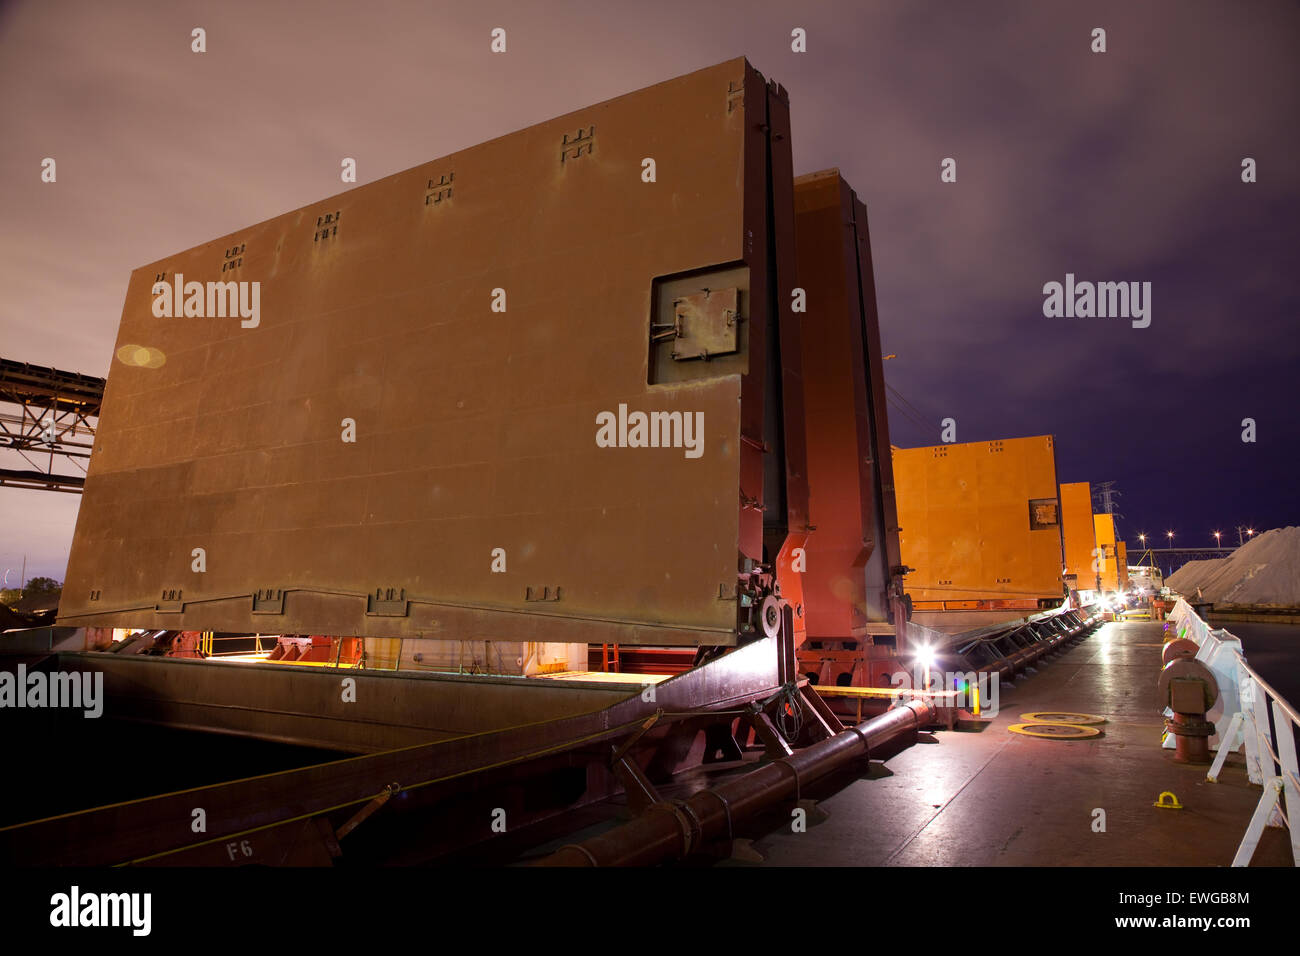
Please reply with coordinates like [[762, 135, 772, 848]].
[[366, 587, 409, 617], [156, 588, 184, 613], [252, 588, 285, 615]]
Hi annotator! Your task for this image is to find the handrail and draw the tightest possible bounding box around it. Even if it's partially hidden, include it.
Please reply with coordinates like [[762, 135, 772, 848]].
[[203, 632, 269, 657], [1167, 597, 1299, 866], [1240, 657, 1300, 729]]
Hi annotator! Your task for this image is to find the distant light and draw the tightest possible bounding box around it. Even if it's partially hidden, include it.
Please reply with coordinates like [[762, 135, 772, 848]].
[[116, 344, 166, 369]]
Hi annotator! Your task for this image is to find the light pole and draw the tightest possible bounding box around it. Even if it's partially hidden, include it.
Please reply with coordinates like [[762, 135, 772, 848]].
[[1214, 531, 1221, 549]]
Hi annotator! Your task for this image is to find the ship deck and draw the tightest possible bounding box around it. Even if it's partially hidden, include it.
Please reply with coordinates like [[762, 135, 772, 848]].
[[530, 620, 1292, 866], [728, 620, 1292, 866]]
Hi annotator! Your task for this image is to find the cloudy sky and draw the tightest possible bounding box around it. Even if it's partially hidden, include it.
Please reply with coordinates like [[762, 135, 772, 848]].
[[1, 0, 1297, 582]]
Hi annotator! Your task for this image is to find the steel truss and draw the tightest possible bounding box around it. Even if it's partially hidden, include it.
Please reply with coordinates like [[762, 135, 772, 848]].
[[0, 357, 104, 493]]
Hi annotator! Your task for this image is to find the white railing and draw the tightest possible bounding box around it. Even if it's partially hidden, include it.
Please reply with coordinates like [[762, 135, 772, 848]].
[[1167, 597, 1299, 866]]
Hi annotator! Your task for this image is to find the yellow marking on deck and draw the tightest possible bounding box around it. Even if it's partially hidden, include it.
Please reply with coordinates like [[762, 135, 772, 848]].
[[537, 671, 671, 684], [1019, 711, 1107, 725], [1008, 722, 1102, 739], [813, 686, 963, 724], [214, 654, 364, 668], [812, 685, 960, 701]]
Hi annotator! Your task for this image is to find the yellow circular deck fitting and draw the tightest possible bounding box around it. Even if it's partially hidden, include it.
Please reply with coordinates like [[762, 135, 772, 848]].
[[1019, 711, 1107, 725], [1008, 722, 1102, 740], [1153, 791, 1183, 810]]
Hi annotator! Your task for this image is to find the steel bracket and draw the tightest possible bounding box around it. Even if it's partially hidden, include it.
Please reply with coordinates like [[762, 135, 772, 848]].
[[155, 588, 184, 613], [252, 588, 285, 615], [366, 587, 409, 617]]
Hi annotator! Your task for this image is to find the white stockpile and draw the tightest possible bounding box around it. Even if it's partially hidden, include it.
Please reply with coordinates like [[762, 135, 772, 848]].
[[1166, 526, 1300, 606]]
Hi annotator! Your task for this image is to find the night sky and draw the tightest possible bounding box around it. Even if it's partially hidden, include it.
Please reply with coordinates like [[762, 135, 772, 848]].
[[1, 0, 1296, 582]]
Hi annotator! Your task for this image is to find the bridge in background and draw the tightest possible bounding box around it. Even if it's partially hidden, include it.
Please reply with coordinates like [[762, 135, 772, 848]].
[[1131, 547, 1239, 578], [0, 357, 104, 494]]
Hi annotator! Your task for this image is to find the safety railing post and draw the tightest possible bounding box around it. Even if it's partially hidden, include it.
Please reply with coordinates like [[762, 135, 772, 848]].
[[1207, 712, 1243, 783], [1244, 676, 1273, 787], [1271, 699, 1300, 863]]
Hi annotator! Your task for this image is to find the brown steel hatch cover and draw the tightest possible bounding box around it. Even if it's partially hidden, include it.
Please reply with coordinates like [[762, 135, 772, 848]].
[[57, 57, 795, 648]]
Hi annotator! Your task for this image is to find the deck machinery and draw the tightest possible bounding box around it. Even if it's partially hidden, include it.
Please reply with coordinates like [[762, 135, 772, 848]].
[[1, 58, 1099, 867]]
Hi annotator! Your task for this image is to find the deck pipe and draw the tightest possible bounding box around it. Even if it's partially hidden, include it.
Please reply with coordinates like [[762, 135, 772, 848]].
[[534, 698, 935, 867]]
